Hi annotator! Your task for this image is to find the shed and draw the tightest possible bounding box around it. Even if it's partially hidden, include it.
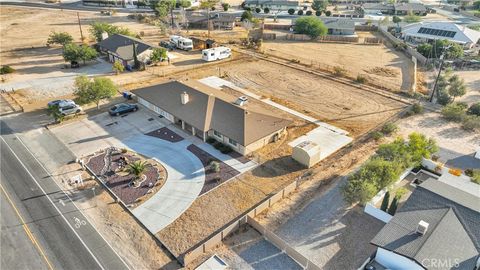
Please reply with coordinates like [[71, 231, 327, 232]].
[[292, 141, 321, 168]]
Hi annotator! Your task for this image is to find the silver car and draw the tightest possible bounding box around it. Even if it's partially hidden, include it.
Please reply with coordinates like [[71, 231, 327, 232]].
[[59, 103, 82, 116]]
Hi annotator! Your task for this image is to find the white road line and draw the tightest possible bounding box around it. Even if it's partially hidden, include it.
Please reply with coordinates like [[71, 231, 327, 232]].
[[13, 133, 131, 270], [0, 136, 106, 270]]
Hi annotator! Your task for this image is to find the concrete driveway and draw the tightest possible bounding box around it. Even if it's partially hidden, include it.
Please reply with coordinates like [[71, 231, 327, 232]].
[[51, 108, 205, 234], [126, 135, 205, 233]]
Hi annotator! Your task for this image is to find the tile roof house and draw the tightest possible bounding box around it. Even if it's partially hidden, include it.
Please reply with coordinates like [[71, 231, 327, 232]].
[[369, 179, 480, 270], [401, 21, 480, 49], [97, 34, 155, 68], [134, 81, 292, 155]]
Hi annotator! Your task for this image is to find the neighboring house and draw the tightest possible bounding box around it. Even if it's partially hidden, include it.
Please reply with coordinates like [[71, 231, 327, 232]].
[[244, 0, 300, 11], [393, 3, 427, 15], [213, 14, 237, 30], [134, 81, 292, 155], [97, 34, 154, 69], [360, 2, 426, 15], [401, 21, 480, 49], [321, 18, 356, 35], [367, 179, 480, 270]]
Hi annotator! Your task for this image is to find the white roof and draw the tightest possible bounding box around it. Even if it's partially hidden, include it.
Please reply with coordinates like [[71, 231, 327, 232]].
[[402, 21, 480, 44]]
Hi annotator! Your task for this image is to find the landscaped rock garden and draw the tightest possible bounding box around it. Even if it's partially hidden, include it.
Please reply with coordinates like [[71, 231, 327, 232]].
[[187, 144, 240, 194], [86, 147, 166, 206]]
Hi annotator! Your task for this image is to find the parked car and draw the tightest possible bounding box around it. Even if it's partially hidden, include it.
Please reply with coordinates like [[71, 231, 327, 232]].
[[59, 103, 82, 116], [48, 99, 74, 108], [159, 40, 176, 51], [109, 103, 138, 116]]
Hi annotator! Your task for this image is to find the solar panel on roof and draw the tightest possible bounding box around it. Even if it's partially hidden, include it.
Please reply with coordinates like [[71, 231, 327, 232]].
[[416, 27, 457, 38]]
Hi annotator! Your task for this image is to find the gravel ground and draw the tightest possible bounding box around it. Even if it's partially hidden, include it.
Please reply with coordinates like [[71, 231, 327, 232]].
[[145, 127, 184, 143], [275, 177, 384, 270]]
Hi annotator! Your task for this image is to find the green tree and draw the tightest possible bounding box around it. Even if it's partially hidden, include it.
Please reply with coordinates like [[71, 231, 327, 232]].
[[380, 191, 390, 211], [342, 173, 378, 205], [201, 0, 219, 36], [441, 102, 466, 121], [306, 10, 313, 15], [294, 16, 327, 39], [297, 9, 304, 15], [0, 66, 15, 75], [447, 75, 466, 101], [392, 16, 401, 27], [150, 47, 168, 64], [63, 43, 80, 63], [264, 7, 270, 13], [112, 61, 125, 74], [417, 43, 432, 58], [315, 10, 322, 16], [473, 0, 480, 9], [404, 12, 421, 23], [325, 10, 331, 16], [311, 0, 328, 11], [222, 2, 229, 11], [241, 10, 253, 21], [288, 8, 295, 15], [152, 0, 176, 20], [47, 31, 73, 47], [177, 0, 191, 8], [78, 45, 98, 64], [407, 132, 438, 164], [255, 7, 261, 13], [47, 104, 65, 123], [89, 22, 135, 42], [359, 158, 402, 190], [74, 75, 118, 109], [467, 102, 480, 116], [387, 197, 398, 215]]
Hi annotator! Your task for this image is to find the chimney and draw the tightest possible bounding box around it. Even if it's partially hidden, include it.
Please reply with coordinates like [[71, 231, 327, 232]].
[[181, 92, 189, 105], [101, 32, 109, 40], [416, 220, 429, 235]]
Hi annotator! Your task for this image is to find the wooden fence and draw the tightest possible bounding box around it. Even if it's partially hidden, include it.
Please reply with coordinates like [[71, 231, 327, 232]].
[[285, 34, 359, 43], [181, 179, 300, 266]]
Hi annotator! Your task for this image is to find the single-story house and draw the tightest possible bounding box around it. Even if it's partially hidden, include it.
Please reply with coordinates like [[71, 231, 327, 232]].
[[401, 21, 480, 49], [97, 34, 155, 69], [360, 2, 426, 15], [394, 3, 427, 15], [244, 0, 300, 11], [367, 179, 480, 269], [134, 81, 292, 155], [213, 14, 237, 30], [321, 18, 356, 35]]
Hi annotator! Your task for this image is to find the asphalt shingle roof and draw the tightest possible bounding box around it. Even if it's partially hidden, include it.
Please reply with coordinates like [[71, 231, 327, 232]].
[[371, 179, 480, 269], [97, 34, 153, 61]]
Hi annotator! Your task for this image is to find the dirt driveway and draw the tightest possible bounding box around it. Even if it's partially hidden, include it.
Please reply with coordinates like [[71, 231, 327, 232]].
[[263, 40, 414, 92]]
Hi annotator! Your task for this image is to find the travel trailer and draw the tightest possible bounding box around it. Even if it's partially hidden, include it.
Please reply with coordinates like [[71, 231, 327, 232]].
[[170, 35, 193, 51], [202, 46, 231, 62]]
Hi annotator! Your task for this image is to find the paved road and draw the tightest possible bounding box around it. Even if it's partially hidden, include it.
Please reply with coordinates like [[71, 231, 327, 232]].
[[0, 121, 130, 270]]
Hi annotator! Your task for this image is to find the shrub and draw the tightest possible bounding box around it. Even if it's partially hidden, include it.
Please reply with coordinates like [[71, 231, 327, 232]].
[[241, 10, 253, 21], [387, 197, 398, 215], [206, 137, 216, 144], [220, 145, 233, 154], [372, 131, 384, 141], [0, 65, 15, 75], [264, 7, 269, 13], [465, 169, 474, 177], [315, 10, 322, 16], [467, 102, 480, 116], [213, 141, 223, 149], [437, 89, 452, 105], [209, 161, 220, 172], [411, 103, 424, 114], [297, 9, 304, 15], [333, 66, 347, 76], [448, 168, 462, 176], [462, 115, 480, 131], [381, 123, 398, 135], [441, 103, 466, 121], [394, 187, 408, 200], [471, 170, 480, 184], [255, 7, 261, 13], [325, 10, 331, 16], [356, 74, 367, 83], [306, 10, 313, 15], [121, 148, 128, 154], [222, 3, 229, 11], [288, 8, 295, 15], [380, 191, 390, 211]]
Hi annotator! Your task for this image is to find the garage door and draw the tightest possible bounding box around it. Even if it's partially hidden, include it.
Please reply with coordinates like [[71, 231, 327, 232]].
[[138, 98, 174, 123]]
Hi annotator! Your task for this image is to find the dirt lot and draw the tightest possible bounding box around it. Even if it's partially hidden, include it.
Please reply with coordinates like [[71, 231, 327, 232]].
[[0, 6, 160, 51], [455, 70, 480, 106], [262, 40, 414, 92], [216, 58, 407, 136]]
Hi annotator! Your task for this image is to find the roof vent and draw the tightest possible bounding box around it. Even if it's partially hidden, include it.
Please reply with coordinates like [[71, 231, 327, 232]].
[[416, 220, 429, 235], [234, 96, 249, 106], [181, 92, 189, 105], [101, 32, 109, 40]]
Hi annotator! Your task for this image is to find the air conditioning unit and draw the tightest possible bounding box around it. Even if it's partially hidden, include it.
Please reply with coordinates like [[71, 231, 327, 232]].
[[416, 220, 429, 235], [181, 92, 189, 105]]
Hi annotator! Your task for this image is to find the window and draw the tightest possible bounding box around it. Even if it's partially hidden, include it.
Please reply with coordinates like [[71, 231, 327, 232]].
[[228, 138, 238, 146], [214, 130, 222, 138]]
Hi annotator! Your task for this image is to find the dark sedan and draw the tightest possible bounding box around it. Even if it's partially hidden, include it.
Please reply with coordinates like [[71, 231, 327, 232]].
[[109, 103, 138, 116]]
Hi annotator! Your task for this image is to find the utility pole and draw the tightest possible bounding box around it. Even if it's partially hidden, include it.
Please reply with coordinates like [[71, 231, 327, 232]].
[[77, 12, 84, 42], [207, 6, 211, 38], [429, 45, 451, 103], [170, 5, 175, 28]]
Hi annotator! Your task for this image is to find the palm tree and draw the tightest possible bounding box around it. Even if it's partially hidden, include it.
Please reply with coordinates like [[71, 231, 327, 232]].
[[127, 160, 147, 181]]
